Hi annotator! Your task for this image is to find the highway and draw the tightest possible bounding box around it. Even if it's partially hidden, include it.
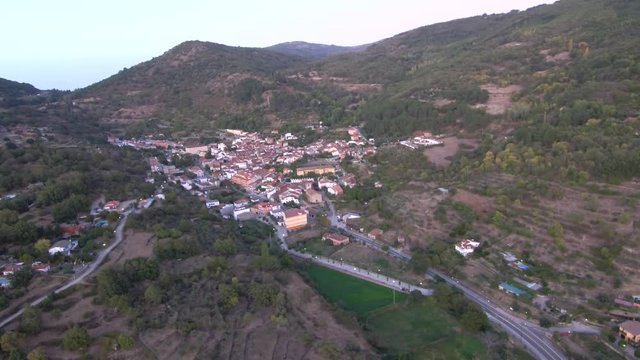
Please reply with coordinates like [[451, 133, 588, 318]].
[[0, 211, 131, 329], [325, 200, 567, 360]]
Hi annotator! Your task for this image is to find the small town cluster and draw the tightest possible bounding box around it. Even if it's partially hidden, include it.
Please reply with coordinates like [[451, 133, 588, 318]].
[[110, 128, 377, 231]]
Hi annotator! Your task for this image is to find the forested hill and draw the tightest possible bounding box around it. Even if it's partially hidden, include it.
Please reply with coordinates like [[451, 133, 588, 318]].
[[266, 41, 368, 59], [316, 0, 640, 139], [0, 78, 39, 98], [70, 0, 640, 162]]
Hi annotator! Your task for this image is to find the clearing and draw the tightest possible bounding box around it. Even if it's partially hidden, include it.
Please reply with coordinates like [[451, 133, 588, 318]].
[[303, 263, 407, 316], [474, 84, 522, 115], [424, 136, 479, 167], [365, 302, 487, 359]]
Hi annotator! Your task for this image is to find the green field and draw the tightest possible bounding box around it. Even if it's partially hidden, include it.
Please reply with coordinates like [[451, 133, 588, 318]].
[[304, 264, 407, 316], [304, 264, 490, 359], [366, 302, 487, 359]]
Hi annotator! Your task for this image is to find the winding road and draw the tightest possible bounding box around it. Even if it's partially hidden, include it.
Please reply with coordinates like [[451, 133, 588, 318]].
[[325, 200, 568, 360], [0, 210, 131, 329]]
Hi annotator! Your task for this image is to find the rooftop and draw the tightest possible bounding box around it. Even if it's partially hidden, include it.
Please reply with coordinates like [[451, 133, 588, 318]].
[[621, 320, 640, 335]]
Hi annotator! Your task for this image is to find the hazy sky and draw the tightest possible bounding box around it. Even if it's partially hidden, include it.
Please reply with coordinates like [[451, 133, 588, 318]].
[[1, 0, 555, 90]]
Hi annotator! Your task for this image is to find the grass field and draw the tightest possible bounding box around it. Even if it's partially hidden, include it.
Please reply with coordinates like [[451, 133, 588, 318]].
[[303, 264, 492, 359], [366, 302, 487, 359], [304, 264, 407, 316]]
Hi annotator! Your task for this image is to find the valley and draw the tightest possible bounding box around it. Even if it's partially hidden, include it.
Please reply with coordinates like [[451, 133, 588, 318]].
[[1, 0, 640, 359]]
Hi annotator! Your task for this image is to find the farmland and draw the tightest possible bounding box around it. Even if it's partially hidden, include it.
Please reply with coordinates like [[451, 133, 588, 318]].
[[303, 263, 406, 316]]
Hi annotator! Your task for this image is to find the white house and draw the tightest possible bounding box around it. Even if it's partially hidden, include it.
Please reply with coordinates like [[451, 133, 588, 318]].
[[233, 207, 251, 220], [455, 239, 480, 257], [206, 200, 220, 208], [48, 240, 78, 256]]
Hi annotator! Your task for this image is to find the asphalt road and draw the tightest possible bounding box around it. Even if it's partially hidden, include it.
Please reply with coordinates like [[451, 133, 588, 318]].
[[326, 200, 567, 360], [0, 211, 131, 329], [429, 269, 566, 360], [258, 215, 431, 295]]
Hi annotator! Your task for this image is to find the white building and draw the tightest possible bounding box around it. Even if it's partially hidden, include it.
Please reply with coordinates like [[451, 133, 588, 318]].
[[455, 239, 480, 257]]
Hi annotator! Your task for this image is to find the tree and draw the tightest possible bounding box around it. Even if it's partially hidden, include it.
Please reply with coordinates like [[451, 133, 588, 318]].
[[63, 325, 90, 352], [539, 316, 555, 328], [9, 267, 33, 289], [144, 284, 162, 305], [26, 348, 46, 360], [213, 238, 236, 257], [548, 222, 565, 249], [20, 304, 41, 335], [105, 212, 120, 223], [116, 333, 135, 351], [33, 239, 51, 257], [461, 304, 489, 332], [0, 331, 23, 353]]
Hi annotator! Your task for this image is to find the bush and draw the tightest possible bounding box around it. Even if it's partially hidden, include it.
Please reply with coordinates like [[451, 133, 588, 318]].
[[63, 325, 90, 352], [116, 333, 135, 351]]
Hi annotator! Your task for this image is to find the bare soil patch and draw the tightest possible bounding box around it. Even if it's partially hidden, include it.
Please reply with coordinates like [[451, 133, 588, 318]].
[[453, 189, 494, 216], [473, 84, 522, 115], [101, 230, 155, 269], [423, 136, 479, 167]]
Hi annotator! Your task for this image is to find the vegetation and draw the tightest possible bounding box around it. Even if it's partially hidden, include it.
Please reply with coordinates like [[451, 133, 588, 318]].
[[303, 263, 407, 316], [366, 302, 487, 359], [63, 325, 90, 352]]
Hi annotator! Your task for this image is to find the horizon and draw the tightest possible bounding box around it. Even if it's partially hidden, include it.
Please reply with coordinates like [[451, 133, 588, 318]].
[[2, 0, 554, 90]]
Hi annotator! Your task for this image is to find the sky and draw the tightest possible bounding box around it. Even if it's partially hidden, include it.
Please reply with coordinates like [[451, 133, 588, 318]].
[[1, 0, 555, 90]]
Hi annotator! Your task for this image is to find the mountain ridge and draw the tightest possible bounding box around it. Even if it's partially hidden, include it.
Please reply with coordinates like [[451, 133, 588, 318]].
[[266, 41, 369, 59], [66, 0, 640, 140]]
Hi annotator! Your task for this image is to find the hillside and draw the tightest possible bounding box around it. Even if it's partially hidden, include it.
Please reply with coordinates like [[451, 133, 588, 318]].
[[0, 78, 39, 98], [72, 0, 640, 142], [316, 0, 640, 138], [74, 40, 379, 137], [266, 41, 368, 59], [2, 1, 640, 358]]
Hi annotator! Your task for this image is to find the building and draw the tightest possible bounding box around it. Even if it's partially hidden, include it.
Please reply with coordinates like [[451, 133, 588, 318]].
[[305, 188, 323, 204], [368, 228, 383, 240], [184, 145, 209, 157], [2, 263, 22, 276], [455, 239, 480, 257], [148, 157, 162, 172], [206, 200, 220, 209], [233, 207, 252, 221], [103, 200, 120, 211], [61, 224, 81, 238], [619, 320, 640, 345], [188, 166, 205, 178], [250, 202, 273, 215], [328, 184, 343, 196], [498, 282, 527, 296], [231, 171, 262, 189], [323, 233, 350, 246], [48, 240, 78, 256], [31, 262, 50, 273], [340, 174, 357, 188], [283, 209, 308, 231], [296, 164, 335, 177]]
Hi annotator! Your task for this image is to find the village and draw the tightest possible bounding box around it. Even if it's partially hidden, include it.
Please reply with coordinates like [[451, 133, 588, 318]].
[[3, 124, 640, 356], [109, 127, 379, 230]]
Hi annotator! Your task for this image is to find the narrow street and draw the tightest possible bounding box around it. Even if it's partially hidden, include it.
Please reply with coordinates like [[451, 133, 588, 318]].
[[0, 210, 132, 329]]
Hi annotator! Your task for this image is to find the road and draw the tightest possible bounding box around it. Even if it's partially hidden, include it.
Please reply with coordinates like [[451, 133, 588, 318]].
[[429, 269, 566, 360], [258, 216, 432, 296], [326, 200, 567, 360], [288, 249, 432, 295], [0, 211, 131, 329]]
